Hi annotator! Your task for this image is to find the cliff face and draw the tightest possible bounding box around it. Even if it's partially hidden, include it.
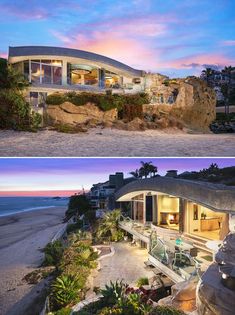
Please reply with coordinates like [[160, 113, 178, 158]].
[[144, 76, 217, 131]]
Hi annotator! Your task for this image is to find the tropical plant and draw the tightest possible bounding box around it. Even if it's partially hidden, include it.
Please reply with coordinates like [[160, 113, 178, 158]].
[[136, 277, 149, 287], [51, 274, 82, 308], [100, 280, 127, 305], [43, 240, 64, 267], [96, 209, 123, 241], [65, 194, 92, 220], [150, 306, 186, 315], [129, 169, 140, 178]]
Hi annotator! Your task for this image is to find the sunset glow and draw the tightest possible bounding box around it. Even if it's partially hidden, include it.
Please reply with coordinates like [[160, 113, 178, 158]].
[[0, 0, 234, 77], [0, 158, 234, 196]]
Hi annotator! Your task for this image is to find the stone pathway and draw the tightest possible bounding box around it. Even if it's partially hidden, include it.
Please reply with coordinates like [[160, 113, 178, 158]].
[[92, 242, 154, 288]]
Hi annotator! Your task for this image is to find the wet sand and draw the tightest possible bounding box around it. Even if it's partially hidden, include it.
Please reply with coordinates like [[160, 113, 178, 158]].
[[0, 206, 66, 315], [0, 128, 234, 157]]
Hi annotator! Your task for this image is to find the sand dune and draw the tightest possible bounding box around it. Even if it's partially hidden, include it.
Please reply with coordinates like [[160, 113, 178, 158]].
[[0, 128, 235, 157], [0, 207, 66, 315]]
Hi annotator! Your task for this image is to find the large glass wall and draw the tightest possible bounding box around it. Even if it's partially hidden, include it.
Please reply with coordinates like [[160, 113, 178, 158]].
[[16, 60, 62, 85], [67, 64, 98, 86]]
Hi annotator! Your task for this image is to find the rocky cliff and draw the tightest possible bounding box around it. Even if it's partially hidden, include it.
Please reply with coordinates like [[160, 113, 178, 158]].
[[144, 76, 216, 131]]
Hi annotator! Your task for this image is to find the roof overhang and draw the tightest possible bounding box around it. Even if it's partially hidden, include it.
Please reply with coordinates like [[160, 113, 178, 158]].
[[115, 177, 235, 213], [8, 46, 144, 78]]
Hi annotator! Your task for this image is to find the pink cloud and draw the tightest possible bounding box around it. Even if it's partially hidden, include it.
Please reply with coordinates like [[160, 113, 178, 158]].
[[0, 52, 7, 59], [52, 30, 160, 70], [222, 40, 235, 46], [165, 53, 235, 69]]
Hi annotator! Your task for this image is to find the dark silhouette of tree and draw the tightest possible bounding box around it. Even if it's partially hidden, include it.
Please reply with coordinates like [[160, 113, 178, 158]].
[[129, 169, 140, 178]]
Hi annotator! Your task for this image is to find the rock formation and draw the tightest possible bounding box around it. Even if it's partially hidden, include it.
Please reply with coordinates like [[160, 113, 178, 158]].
[[197, 233, 235, 315], [45, 102, 118, 127], [144, 76, 216, 131], [158, 276, 198, 313]]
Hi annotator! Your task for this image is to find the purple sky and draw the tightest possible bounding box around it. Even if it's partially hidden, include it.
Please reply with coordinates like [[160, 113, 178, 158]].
[[0, 0, 234, 77], [0, 158, 234, 195]]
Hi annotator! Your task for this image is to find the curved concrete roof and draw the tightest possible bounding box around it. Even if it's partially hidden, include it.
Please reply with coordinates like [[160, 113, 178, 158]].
[[116, 177, 235, 212], [8, 46, 144, 77]]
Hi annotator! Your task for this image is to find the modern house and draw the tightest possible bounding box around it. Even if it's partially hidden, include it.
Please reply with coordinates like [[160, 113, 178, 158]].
[[115, 177, 235, 282], [88, 172, 135, 214], [8, 46, 146, 106]]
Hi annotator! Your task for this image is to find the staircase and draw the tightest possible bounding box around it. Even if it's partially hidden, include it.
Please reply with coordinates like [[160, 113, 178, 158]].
[[183, 233, 213, 254]]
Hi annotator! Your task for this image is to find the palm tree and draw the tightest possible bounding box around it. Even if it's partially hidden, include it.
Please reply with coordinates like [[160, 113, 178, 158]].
[[139, 161, 153, 178], [129, 169, 140, 178], [96, 209, 122, 241], [149, 164, 158, 177], [201, 67, 215, 86]]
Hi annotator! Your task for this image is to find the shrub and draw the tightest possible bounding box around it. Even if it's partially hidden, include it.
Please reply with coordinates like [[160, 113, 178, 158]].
[[150, 306, 186, 315], [51, 307, 72, 315], [46, 93, 66, 105], [136, 277, 149, 287], [45, 92, 149, 115], [43, 240, 64, 267], [66, 221, 83, 234], [51, 274, 82, 308]]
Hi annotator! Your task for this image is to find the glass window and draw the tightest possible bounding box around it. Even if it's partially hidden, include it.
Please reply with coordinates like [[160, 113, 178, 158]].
[[24, 61, 29, 78], [52, 66, 62, 85], [31, 62, 41, 83], [42, 64, 52, 84]]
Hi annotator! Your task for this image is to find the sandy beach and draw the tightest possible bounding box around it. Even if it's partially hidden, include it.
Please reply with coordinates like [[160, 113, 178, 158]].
[[0, 206, 66, 315], [0, 128, 235, 157]]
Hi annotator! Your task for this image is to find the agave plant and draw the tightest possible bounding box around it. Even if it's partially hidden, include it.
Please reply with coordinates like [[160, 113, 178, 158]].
[[100, 280, 127, 305], [51, 274, 82, 308]]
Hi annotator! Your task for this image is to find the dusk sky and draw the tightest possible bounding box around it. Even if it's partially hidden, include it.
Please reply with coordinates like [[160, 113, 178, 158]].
[[0, 158, 234, 196], [0, 0, 234, 77]]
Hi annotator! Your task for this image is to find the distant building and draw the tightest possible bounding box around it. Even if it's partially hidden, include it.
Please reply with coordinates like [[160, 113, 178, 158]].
[[88, 172, 135, 213], [165, 170, 178, 178]]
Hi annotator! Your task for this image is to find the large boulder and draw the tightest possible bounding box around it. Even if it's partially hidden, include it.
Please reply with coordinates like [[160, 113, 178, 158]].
[[158, 277, 198, 313], [144, 77, 216, 132], [45, 102, 118, 126], [197, 233, 235, 315]]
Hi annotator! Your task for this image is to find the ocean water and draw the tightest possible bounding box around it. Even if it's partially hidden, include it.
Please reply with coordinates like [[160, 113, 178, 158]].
[[0, 196, 69, 217]]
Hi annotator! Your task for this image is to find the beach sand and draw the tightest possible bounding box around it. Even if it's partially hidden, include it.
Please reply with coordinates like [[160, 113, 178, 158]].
[[0, 206, 66, 315], [0, 128, 234, 157]]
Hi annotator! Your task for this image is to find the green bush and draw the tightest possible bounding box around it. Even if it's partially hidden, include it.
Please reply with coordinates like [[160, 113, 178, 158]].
[[51, 274, 82, 308], [150, 306, 186, 315], [51, 307, 72, 315], [66, 221, 83, 234], [136, 277, 149, 287], [45, 92, 149, 114], [46, 93, 66, 105], [43, 240, 64, 267], [0, 89, 41, 131]]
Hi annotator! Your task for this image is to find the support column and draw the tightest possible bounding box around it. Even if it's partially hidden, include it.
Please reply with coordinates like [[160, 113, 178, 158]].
[[62, 60, 67, 86], [143, 192, 146, 225], [179, 198, 186, 233], [152, 195, 158, 225], [99, 68, 105, 88]]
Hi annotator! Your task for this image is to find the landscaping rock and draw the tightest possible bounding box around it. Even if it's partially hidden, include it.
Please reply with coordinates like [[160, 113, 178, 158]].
[[46, 102, 117, 126], [158, 277, 197, 312]]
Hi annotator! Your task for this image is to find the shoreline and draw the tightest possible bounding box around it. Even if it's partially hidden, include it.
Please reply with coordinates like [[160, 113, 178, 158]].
[[0, 205, 58, 218], [0, 128, 234, 156], [0, 206, 67, 315]]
